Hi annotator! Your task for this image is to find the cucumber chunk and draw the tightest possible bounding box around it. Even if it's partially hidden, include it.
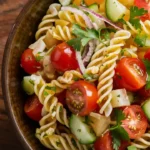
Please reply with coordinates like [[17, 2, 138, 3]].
[[22, 76, 34, 95], [106, 0, 126, 22], [88, 3, 99, 13], [59, 0, 72, 6], [69, 114, 96, 144], [142, 99, 150, 120]]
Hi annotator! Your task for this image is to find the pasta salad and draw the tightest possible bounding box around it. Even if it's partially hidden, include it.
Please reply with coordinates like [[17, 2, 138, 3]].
[[20, 0, 150, 149]]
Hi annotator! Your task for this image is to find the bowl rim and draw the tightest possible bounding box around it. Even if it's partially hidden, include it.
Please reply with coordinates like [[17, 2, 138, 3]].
[[2, 0, 38, 149]]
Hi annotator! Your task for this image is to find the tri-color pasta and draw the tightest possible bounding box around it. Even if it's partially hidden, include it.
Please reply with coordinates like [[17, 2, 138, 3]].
[[21, 0, 150, 150]]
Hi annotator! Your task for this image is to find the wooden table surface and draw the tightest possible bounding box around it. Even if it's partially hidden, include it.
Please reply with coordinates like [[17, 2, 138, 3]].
[[0, 0, 28, 149]]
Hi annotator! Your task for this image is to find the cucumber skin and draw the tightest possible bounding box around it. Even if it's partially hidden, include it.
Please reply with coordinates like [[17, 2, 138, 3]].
[[142, 99, 150, 120], [22, 76, 34, 95], [69, 114, 96, 144], [88, 3, 99, 13], [106, 0, 126, 22]]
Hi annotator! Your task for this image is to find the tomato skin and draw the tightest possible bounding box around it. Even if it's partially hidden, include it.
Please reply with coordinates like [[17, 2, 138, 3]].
[[51, 42, 78, 72], [115, 58, 147, 91], [66, 80, 98, 116], [24, 95, 43, 121], [144, 49, 150, 60], [21, 49, 41, 74], [119, 141, 130, 150], [94, 131, 113, 150], [121, 105, 148, 139], [138, 86, 150, 100], [56, 90, 67, 106]]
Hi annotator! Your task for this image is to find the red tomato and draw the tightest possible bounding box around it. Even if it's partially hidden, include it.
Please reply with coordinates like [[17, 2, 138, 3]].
[[137, 86, 150, 100], [51, 42, 78, 72], [56, 90, 67, 106], [121, 105, 148, 139], [144, 49, 150, 60], [94, 131, 113, 150], [21, 49, 41, 74], [119, 141, 130, 150], [24, 95, 43, 121], [115, 58, 147, 91], [134, 0, 150, 21], [66, 80, 98, 116]]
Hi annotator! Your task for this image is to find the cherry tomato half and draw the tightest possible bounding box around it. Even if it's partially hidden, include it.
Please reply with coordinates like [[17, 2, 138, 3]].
[[21, 49, 41, 74], [66, 80, 98, 116], [121, 105, 148, 139], [24, 95, 43, 121], [115, 58, 147, 91], [94, 131, 113, 150], [51, 42, 78, 72], [134, 0, 150, 21]]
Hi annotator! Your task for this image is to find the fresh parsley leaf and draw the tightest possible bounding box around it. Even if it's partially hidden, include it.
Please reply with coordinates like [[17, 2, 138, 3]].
[[118, 18, 126, 24], [67, 38, 81, 51], [83, 74, 93, 80], [127, 145, 137, 150], [142, 59, 150, 89], [35, 55, 43, 62], [134, 34, 147, 47], [129, 6, 148, 29], [110, 109, 129, 150], [114, 109, 125, 124], [81, 38, 91, 47]]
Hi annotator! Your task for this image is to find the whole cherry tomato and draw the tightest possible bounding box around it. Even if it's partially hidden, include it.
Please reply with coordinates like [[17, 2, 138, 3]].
[[51, 42, 78, 72]]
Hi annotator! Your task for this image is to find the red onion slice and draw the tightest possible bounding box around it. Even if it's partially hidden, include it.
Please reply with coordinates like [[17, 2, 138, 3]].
[[61, 6, 94, 29], [79, 6, 122, 30], [76, 51, 85, 74]]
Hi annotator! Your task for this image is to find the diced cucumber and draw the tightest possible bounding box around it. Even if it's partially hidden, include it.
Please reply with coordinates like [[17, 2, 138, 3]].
[[111, 89, 130, 108], [142, 99, 150, 120], [88, 3, 99, 13], [59, 0, 72, 6], [69, 114, 96, 144], [106, 0, 126, 22], [22, 76, 34, 95]]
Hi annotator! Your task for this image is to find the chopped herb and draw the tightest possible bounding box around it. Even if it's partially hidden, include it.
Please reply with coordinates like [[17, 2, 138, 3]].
[[29, 79, 34, 85], [134, 34, 147, 47], [44, 91, 49, 96], [77, 129, 81, 132], [83, 74, 93, 81], [117, 95, 120, 97], [110, 109, 129, 150], [142, 59, 150, 89], [71, 138, 78, 148], [56, 141, 61, 146], [73, 77, 79, 81], [129, 6, 148, 29], [35, 55, 44, 62], [45, 86, 56, 92], [127, 145, 137, 150], [120, 49, 126, 56], [59, 106, 63, 113], [118, 18, 126, 24]]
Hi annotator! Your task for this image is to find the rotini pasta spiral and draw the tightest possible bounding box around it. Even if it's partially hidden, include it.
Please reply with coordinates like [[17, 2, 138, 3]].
[[52, 25, 74, 41], [97, 30, 131, 116], [132, 131, 150, 149], [35, 3, 61, 40], [31, 71, 82, 126], [36, 132, 89, 150], [58, 10, 86, 28]]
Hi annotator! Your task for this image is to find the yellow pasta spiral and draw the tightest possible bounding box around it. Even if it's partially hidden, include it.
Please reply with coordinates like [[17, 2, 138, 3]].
[[35, 3, 61, 40], [132, 131, 150, 149], [58, 10, 86, 28], [52, 25, 74, 41], [36, 132, 89, 150], [97, 30, 131, 116]]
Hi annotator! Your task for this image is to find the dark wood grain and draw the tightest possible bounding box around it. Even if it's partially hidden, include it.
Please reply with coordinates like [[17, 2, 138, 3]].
[[0, 0, 28, 149]]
